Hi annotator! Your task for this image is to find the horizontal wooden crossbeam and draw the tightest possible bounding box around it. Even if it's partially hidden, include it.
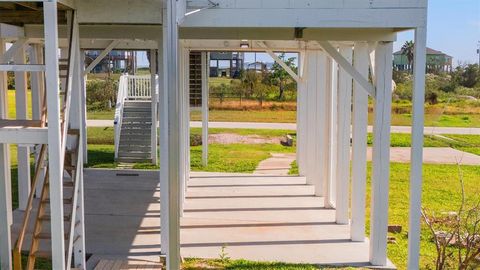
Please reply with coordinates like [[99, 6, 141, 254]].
[[0, 64, 45, 72], [0, 120, 47, 144]]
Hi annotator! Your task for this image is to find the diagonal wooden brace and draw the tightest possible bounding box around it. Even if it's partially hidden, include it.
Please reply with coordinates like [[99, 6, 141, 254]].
[[317, 41, 375, 97]]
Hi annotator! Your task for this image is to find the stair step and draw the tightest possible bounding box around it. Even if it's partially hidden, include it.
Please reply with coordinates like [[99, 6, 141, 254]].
[[41, 198, 73, 204], [121, 124, 152, 133], [122, 119, 152, 123], [119, 141, 150, 146], [119, 135, 150, 140], [68, 129, 80, 136], [32, 251, 51, 259], [119, 148, 151, 153], [120, 129, 151, 135], [39, 214, 71, 222], [34, 232, 69, 240], [120, 127, 151, 132], [123, 110, 152, 114], [123, 107, 151, 112], [64, 164, 76, 171], [118, 152, 151, 158], [117, 157, 153, 163], [124, 102, 151, 107]]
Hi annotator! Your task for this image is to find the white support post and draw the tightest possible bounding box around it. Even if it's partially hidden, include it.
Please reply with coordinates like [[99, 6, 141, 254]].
[[296, 51, 307, 176], [150, 49, 158, 165], [80, 50, 88, 164], [184, 48, 190, 200], [162, 0, 181, 268], [407, 27, 427, 270], [201, 52, 209, 167], [158, 33, 169, 255], [300, 50, 329, 196], [44, 1, 67, 269], [178, 46, 189, 215], [30, 44, 46, 197], [351, 42, 369, 242], [335, 46, 353, 225], [14, 44, 31, 211], [325, 58, 337, 208], [369, 41, 394, 267], [0, 40, 12, 225], [0, 38, 12, 270]]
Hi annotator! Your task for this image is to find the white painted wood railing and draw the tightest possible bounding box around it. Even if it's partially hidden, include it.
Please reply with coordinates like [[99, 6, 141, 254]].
[[114, 74, 158, 158], [127, 75, 153, 99], [114, 75, 128, 159]]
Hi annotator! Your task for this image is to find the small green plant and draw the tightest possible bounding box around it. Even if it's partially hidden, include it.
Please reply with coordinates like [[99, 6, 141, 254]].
[[219, 244, 231, 263]]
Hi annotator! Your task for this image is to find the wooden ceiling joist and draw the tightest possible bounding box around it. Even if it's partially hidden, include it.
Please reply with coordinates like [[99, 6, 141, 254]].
[[13, 2, 40, 11], [0, 10, 67, 25]]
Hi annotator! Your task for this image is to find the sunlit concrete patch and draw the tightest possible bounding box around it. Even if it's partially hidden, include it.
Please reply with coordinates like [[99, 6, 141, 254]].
[[253, 153, 296, 175], [366, 147, 480, 165], [12, 169, 394, 269]]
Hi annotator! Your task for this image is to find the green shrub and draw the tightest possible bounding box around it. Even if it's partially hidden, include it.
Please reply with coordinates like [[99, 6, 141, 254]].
[[190, 134, 202, 146], [393, 82, 412, 101], [455, 86, 480, 99], [393, 70, 412, 84], [86, 78, 118, 111]]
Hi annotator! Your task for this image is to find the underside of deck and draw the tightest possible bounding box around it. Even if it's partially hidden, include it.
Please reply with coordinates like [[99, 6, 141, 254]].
[[12, 169, 394, 269]]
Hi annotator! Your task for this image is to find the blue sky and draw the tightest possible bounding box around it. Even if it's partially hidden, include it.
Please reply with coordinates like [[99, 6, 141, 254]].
[[395, 0, 480, 65]]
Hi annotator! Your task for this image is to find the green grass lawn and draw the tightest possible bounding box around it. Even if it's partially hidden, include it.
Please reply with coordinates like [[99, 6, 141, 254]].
[[7, 89, 32, 119], [87, 109, 115, 120], [290, 162, 480, 269], [22, 257, 360, 270], [380, 163, 480, 269]]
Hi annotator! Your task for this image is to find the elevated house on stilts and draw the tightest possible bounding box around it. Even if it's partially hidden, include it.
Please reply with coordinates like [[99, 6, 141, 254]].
[[0, 1, 428, 269]]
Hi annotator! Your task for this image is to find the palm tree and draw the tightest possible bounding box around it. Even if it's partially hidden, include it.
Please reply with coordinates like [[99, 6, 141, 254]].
[[401, 41, 414, 72]]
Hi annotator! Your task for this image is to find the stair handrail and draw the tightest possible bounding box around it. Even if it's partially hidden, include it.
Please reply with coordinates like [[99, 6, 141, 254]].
[[65, 139, 81, 270], [13, 145, 48, 270], [114, 74, 128, 158], [60, 12, 78, 167]]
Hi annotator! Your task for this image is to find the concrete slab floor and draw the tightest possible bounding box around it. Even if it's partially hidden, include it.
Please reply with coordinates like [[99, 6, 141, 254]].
[[12, 169, 395, 269]]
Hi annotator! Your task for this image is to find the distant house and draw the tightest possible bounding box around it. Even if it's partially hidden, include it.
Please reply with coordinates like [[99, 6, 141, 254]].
[[393, 47, 453, 73], [85, 50, 136, 73], [209, 52, 244, 78]]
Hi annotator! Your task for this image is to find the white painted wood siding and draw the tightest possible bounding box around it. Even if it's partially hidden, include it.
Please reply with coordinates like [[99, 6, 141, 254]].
[[183, 0, 427, 28]]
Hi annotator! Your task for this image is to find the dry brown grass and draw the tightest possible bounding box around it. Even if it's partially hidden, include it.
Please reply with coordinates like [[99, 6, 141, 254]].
[[209, 99, 296, 111]]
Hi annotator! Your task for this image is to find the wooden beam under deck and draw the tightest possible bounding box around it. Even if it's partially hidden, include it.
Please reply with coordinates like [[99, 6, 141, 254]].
[[0, 10, 67, 25]]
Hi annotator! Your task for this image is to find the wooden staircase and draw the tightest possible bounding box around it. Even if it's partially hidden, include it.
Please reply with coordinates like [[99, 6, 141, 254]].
[[117, 101, 153, 163], [20, 134, 80, 269], [12, 10, 85, 270]]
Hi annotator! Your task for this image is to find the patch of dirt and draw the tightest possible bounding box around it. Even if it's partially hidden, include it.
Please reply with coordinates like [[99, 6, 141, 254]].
[[208, 133, 282, 145]]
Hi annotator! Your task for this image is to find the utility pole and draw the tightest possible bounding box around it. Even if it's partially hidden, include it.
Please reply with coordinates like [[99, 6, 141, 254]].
[[477, 41, 480, 66]]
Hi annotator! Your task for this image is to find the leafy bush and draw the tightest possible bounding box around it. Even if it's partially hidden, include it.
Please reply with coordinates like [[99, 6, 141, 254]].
[[394, 82, 412, 101], [190, 134, 202, 146], [425, 88, 439, 104], [455, 86, 480, 99], [210, 83, 232, 104], [86, 78, 118, 111], [393, 70, 412, 84]]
